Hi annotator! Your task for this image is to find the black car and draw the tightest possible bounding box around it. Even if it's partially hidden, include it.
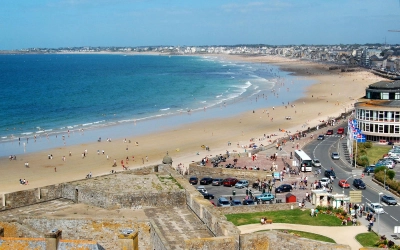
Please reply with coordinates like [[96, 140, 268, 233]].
[[275, 184, 293, 193], [324, 170, 336, 179], [353, 179, 366, 189], [242, 199, 255, 205], [200, 177, 213, 185], [199, 190, 215, 200], [189, 176, 198, 185]]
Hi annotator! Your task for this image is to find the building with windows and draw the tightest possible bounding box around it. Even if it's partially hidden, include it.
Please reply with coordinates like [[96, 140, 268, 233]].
[[354, 80, 400, 142]]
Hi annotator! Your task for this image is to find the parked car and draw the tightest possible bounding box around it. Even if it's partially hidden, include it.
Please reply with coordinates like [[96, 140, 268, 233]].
[[331, 152, 340, 160], [353, 179, 366, 189], [217, 197, 231, 207], [381, 195, 397, 205], [189, 176, 198, 185], [212, 178, 224, 186], [235, 180, 249, 189], [275, 184, 293, 193], [338, 179, 350, 188], [368, 203, 385, 214], [312, 159, 321, 167], [255, 193, 275, 202], [231, 200, 242, 206], [364, 165, 375, 173], [198, 190, 214, 200], [326, 130, 333, 135], [223, 178, 239, 187], [317, 135, 325, 140], [320, 177, 331, 187], [337, 127, 345, 134], [200, 177, 213, 185], [197, 185, 207, 193], [242, 199, 255, 205], [324, 170, 336, 179]]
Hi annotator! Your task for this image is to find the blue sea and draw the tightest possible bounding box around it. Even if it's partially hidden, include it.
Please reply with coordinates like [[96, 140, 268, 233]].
[[0, 54, 312, 157]]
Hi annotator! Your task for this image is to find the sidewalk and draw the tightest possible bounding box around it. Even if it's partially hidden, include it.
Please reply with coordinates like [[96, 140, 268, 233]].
[[238, 223, 365, 250]]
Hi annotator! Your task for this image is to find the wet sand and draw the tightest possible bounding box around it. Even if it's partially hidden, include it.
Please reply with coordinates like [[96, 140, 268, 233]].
[[0, 54, 384, 193]]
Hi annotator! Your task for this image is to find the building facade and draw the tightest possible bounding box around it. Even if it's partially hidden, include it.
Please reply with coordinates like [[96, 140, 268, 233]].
[[355, 80, 400, 142]]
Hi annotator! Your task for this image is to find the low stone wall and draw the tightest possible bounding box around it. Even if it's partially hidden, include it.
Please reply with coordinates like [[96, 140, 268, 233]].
[[149, 219, 171, 250], [217, 203, 293, 215], [239, 231, 351, 250], [185, 236, 236, 249], [188, 165, 272, 182], [2, 184, 63, 210], [19, 218, 152, 250]]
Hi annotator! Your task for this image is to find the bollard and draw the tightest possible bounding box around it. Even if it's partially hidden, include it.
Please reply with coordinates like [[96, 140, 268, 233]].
[[246, 189, 249, 195], [232, 190, 236, 196]]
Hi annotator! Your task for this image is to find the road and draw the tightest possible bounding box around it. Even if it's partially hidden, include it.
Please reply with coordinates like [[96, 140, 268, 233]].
[[303, 132, 400, 241]]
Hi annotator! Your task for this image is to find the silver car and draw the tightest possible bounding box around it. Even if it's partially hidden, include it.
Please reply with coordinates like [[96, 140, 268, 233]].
[[235, 180, 249, 189], [331, 152, 340, 160], [312, 159, 321, 167]]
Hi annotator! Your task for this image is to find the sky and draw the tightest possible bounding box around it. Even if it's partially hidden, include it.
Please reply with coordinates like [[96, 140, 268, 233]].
[[1, 0, 400, 50]]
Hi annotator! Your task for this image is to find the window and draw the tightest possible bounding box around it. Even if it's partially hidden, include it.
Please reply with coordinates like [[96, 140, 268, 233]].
[[395, 125, 399, 134], [396, 93, 400, 100], [378, 111, 385, 121], [379, 124, 384, 133], [381, 93, 389, 100], [365, 123, 370, 132], [365, 110, 370, 120]]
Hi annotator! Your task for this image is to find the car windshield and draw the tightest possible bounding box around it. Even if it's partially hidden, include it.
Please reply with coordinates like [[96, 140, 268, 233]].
[[315, 160, 320, 163], [386, 196, 395, 200]]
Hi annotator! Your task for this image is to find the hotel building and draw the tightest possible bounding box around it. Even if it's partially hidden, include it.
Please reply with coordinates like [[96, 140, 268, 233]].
[[355, 80, 400, 142]]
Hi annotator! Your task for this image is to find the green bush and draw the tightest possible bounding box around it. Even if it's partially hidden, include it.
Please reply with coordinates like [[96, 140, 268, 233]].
[[364, 142, 373, 148], [387, 170, 395, 180], [374, 166, 386, 174], [357, 155, 369, 167]]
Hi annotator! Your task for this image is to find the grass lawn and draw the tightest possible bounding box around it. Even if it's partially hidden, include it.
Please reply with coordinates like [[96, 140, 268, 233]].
[[365, 145, 391, 165], [270, 229, 336, 243], [355, 232, 380, 247], [225, 209, 347, 227]]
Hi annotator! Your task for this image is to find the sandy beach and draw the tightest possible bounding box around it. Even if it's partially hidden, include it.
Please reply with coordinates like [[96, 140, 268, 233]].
[[0, 54, 384, 193]]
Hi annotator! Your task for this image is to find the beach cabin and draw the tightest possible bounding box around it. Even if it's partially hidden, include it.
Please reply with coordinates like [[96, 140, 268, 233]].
[[311, 190, 330, 207], [285, 193, 296, 203], [329, 193, 350, 209]]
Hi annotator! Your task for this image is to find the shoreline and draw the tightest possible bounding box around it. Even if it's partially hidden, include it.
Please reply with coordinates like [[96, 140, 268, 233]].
[[0, 54, 384, 193]]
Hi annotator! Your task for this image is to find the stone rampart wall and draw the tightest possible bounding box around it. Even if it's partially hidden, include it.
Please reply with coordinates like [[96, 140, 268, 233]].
[[239, 231, 351, 250], [2, 184, 63, 210], [149, 219, 171, 250], [185, 236, 236, 249], [19, 218, 152, 250], [188, 165, 272, 182]]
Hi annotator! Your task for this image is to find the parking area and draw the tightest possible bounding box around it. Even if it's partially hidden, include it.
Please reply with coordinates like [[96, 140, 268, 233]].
[[187, 175, 314, 207]]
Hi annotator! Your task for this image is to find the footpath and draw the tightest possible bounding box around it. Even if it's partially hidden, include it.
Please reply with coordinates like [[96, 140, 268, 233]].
[[238, 223, 365, 250]]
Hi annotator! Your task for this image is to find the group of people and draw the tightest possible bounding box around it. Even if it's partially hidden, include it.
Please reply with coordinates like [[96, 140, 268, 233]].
[[19, 178, 28, 185], [9, 155, 17, 160], [260, 217, 269, 224]]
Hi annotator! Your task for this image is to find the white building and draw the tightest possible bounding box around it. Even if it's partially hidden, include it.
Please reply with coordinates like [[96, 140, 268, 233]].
[[355, 80, 400, 142]]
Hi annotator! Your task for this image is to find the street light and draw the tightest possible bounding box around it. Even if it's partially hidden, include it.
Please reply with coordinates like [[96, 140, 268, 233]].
[[384, 169, 387, 190], [378, 192, 383, 235]]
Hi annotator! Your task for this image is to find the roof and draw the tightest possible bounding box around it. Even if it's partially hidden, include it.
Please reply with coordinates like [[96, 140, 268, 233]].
[[285, 193, 295, 197], [355, 99, 400, 109], [369, 80, 400, 90]]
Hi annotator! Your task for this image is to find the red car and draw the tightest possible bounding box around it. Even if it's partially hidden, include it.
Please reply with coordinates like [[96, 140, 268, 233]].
[[326, 130, 333, 135], [338, 180, 350, 188], [223, 178, 239, 187], [337, 128, 344, 134]]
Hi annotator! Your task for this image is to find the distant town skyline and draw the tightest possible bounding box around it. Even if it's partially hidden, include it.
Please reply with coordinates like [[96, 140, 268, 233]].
[[1, 0, 400, 50]]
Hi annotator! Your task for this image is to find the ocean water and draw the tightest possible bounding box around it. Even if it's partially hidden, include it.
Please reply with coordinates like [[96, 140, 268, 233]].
[[0, 54, 312, 156]]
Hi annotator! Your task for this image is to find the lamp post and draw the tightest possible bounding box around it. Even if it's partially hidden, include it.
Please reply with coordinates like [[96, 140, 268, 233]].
[[384, 169, 387, 190], [378, 192, 383, 234]]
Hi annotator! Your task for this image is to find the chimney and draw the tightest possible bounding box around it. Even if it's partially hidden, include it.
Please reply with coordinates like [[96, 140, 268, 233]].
[[118, 229, 138, 250], [45, 229, 62, 250], [0, 226, 4, 237]]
